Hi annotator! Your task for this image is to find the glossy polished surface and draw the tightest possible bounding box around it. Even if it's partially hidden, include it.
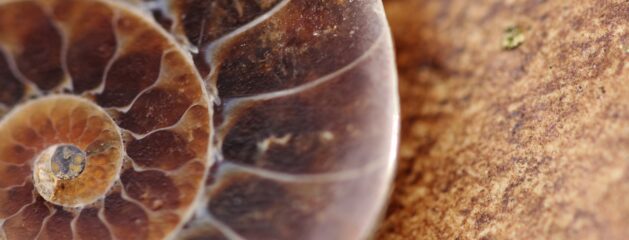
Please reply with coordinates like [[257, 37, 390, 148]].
[[0, 0, 398, 239]]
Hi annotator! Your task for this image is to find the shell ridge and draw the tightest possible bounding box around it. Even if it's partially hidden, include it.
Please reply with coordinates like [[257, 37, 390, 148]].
[[89, 6, 124, 95], [199, 0, 292, 105], [105, 48, 171, 113], [104, 0, 190, 54], [217, 159, 386, 184], [201, 0, 291, 65], [68, 210, 79, 240], [0, 177, 29, 191], [31, 206, 56, 240], [0, 46, 40, 98], [96, 205, 118, 240], [48, 3, 73, 93], [220, 32, 387, 118], [117, 181, 156, 215], [0, 161, 29, 169], [3, 135, 39, 153], [120, 102, 204, 139], [206, 215, 247, 240], [41, 2, 73, 93], [0, 195, 37, 227]]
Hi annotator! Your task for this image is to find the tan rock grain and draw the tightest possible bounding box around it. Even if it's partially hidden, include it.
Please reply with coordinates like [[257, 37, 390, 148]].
[[379, 0, 628, 239]]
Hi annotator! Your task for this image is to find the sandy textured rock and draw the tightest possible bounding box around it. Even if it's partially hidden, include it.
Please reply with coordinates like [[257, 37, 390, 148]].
[[379, 0, 628, 239]]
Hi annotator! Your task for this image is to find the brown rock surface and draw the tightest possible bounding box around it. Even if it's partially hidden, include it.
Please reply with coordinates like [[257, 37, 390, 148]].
[[378, 0, 628, 239]]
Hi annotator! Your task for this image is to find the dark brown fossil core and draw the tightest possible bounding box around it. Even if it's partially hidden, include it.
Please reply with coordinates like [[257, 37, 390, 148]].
[[0, 0, 399, 239]]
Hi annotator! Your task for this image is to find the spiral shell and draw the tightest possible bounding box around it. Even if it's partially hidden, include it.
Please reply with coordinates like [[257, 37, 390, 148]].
[[0, 0, 398, 239]]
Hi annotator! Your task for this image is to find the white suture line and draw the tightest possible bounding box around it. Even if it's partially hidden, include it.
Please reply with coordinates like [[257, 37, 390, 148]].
[[173, 175, 245, 240], [0, 179, 29, 193], [0, 196, 37, 226], [3, 2, 71, 94], [0, 160, 31, 171], [139, 0, 171, 21], [118, 182, 158, 219], [126, 154, 168, 173], [32, 207, 56, 240], [120, 103, 201, 140], [97, 203, 120, 240], [25, 113, 51, 147], [111, 1, 224, 237], [173, 207, 246, 240], [43, 4, 74, 93], [196, 18, 208, 48], [232, 0, 244, 18], [69, 211, 80, 240], [218, 159, 386, 184], [73, 115, 103, 149], [45, 100, 60, 141], [202, 0, 292, 105], [126, 152, 202, 176], [220, 32, 385, 115], [91, 8, 124, 96], [56, 8, 215, 237], [107, 45, 208, 114], [207, 214, 247, 240], [120, 187, 196, 240], [0, 183, 26, 192], [106, 48, 172, 114], [203, 0, 292, 64], [7, 134, 40, 153], [0, 46, 42, 99]]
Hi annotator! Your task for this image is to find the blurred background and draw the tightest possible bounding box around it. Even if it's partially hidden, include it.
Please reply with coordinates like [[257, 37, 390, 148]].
[[378, 0, 628, 239]]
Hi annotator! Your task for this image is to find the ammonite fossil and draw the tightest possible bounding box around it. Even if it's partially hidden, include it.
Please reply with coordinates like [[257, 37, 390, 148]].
[[0, 0, 398, 239]]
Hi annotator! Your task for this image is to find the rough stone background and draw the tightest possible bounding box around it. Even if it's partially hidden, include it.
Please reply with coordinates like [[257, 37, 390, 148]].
[[377, 0, 628, 239]]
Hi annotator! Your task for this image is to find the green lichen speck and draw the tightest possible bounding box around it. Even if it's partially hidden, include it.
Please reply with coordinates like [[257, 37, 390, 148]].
[[502, 26, 525, 50]]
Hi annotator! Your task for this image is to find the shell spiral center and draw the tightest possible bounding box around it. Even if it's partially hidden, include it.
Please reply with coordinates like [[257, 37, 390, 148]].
[[48, 144, 86, 180], [0, 95, 124, 208]]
